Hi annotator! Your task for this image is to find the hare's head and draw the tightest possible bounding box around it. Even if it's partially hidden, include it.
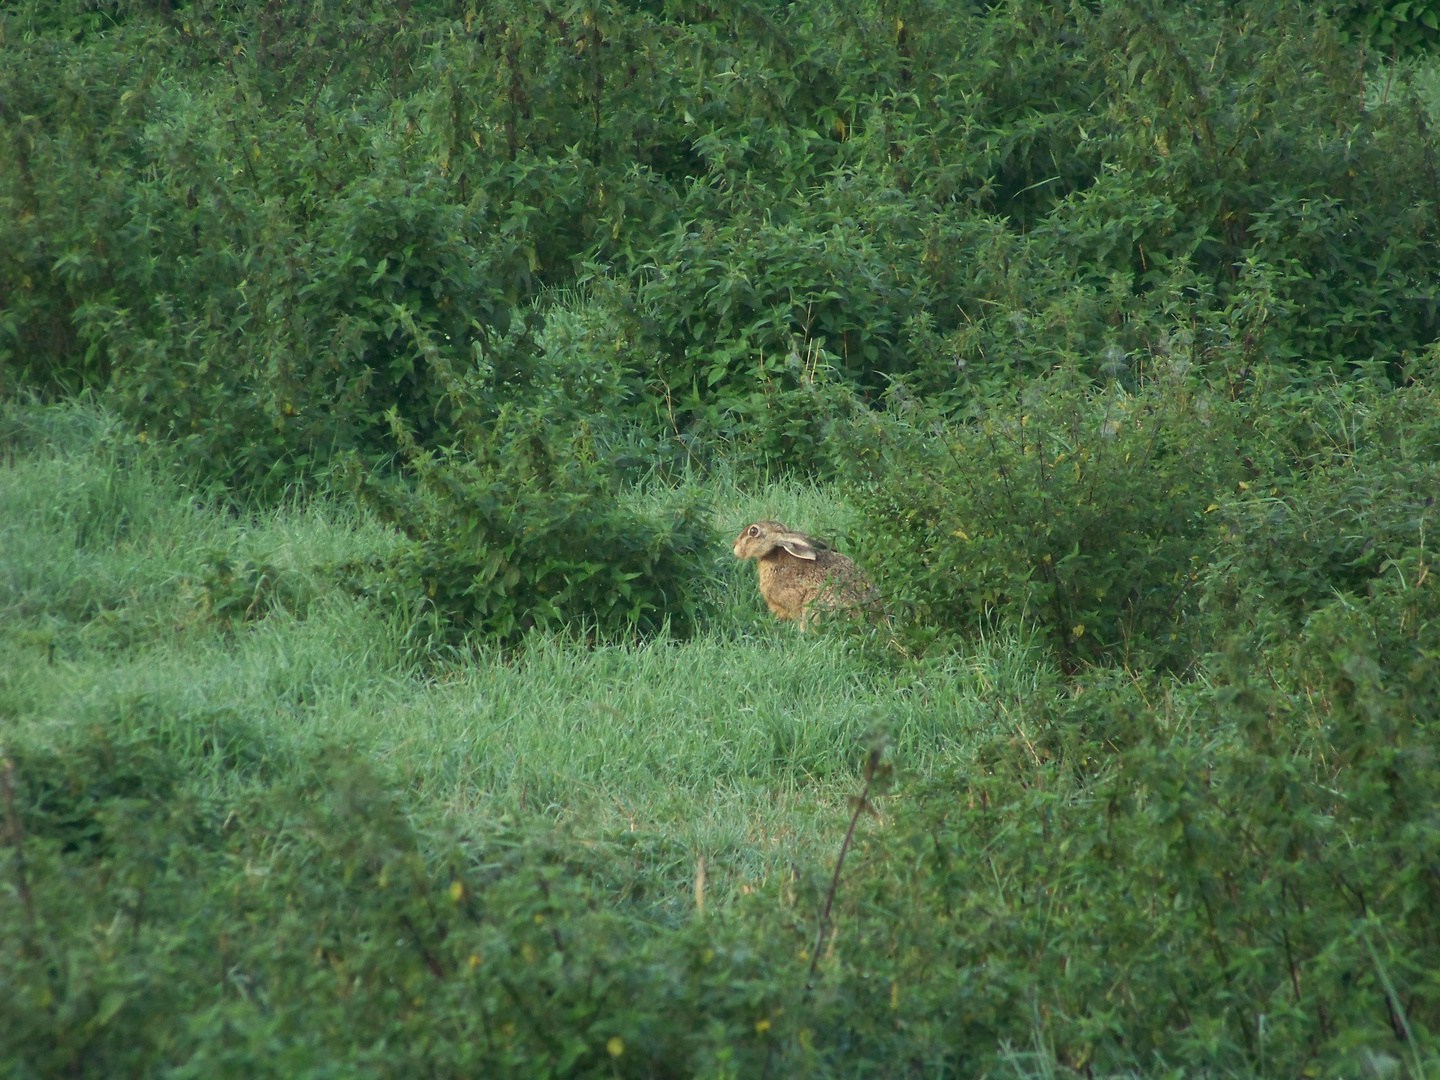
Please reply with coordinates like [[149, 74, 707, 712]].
[[732, 520, 819, 562]]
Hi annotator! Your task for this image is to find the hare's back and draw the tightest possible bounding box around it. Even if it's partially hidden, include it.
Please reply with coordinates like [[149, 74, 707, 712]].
[[814, 549, 876, 603], [814, 549, 866, 586]]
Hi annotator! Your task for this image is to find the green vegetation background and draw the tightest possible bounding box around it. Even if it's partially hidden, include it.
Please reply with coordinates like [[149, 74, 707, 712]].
[[4, 0, 1440, 1076]]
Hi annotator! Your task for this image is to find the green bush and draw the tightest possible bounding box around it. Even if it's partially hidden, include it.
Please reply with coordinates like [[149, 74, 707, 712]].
[[349, 412, 716, 649], [8, 0, 1440, 495], [816, 542, 1440, 1079], [0, 719, 802, 1079], [1335, 0, 1440, 55], [833, 359, 1246, 667], [90, 171, 532, 494], [1204, 366, 1440, 639]]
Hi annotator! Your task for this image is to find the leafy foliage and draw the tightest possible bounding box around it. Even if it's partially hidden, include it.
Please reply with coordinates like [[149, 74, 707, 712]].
[[828, 552, 1440, 1078], [836, 353, 1440, 668], [5, 0, 1440, 488], [1203, 366, 1440, 636], [1336, 0, 1440, 55], [833, 357, 1247, 667], [1, 723, 799, 1079], [7, 0, 1440, 1074], [349, 412, 716, 648]]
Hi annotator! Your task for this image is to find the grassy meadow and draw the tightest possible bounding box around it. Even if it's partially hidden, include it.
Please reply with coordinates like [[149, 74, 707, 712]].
[[0, 403, 1044, 918]]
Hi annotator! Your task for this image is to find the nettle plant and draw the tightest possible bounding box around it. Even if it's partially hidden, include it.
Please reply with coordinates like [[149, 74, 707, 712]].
[[1202, 360, 1440, 640], [350, 408, 715, 650], [834, 356, 1245, 667]]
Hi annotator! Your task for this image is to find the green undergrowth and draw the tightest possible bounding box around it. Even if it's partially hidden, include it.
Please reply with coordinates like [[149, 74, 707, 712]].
[[6, 399, 1440, 1077], [8, 0, 1440, 488], [0, 402, 1007, 896], [7, 0, 1440, 1072]]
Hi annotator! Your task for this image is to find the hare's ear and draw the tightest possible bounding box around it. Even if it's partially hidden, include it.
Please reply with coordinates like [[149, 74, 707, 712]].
[[777, 533, 818, 561]]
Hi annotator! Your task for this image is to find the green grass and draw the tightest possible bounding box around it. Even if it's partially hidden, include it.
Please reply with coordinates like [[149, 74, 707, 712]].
[[0, 402, 1050, 918]]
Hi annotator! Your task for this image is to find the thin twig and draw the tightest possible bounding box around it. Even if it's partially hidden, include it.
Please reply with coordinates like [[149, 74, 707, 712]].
[[1, 757, 35, 929], [805, 749, 881, 996]]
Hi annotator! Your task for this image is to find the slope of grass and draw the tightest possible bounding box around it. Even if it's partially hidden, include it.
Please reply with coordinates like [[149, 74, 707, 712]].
[[0, 401, 1048, 919]]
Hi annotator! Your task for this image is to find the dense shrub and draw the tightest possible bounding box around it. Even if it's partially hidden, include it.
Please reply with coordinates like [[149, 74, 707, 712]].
[[833, 357, 1247, 667], [1335, 0, 1440, 55], [1204, 364, 1440, 639], [818, 543, 1440, 1079], [85, 166, 532, 493], [349, 412, 716, 648], [1, 721, 801, 1079], [6, 0, 1440, 490], [835, 351, 1440, 669]]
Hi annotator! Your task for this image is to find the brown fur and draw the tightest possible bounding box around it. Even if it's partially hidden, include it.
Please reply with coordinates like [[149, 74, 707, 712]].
[[732, 520, 878, 628]]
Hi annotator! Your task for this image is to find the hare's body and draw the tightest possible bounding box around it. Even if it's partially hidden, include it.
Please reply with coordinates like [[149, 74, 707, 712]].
[[732, 520, 876, 628]]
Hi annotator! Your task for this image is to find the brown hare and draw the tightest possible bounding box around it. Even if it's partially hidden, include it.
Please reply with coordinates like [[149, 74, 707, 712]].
[[732, 520, 878, 629]]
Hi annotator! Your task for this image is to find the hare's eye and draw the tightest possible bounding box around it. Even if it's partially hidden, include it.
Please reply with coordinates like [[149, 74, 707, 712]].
[[748, 526, 759, 537]]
